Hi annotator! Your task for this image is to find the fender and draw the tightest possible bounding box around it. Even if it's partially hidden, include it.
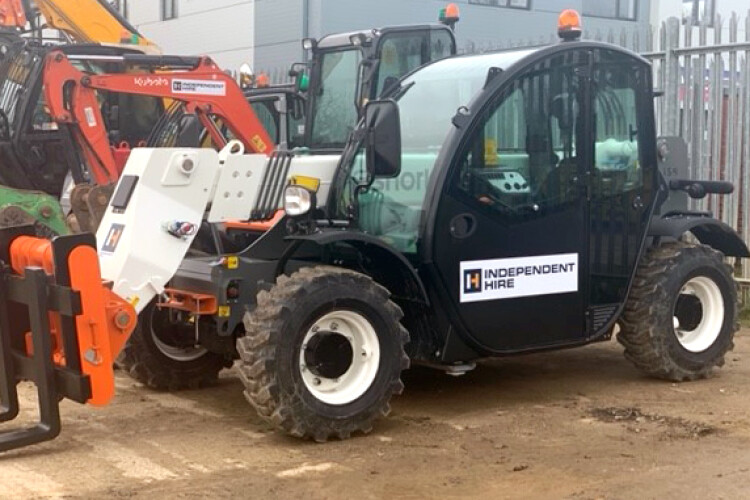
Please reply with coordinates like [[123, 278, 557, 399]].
[[649, 214, 750, 257], [284, 229, 430, 305]]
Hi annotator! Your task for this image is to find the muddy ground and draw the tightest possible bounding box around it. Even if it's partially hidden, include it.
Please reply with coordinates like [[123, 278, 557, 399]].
[[1, 331, 750, 499]]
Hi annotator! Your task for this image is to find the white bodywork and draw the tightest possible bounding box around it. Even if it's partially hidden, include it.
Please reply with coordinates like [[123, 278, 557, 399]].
[[96, 142, 340, 314]]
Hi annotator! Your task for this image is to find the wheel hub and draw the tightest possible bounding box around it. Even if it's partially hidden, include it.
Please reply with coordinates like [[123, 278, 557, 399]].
[[304, 331, 354, 379], [672, 276, 724, 353], [299, 310, 381, 406]]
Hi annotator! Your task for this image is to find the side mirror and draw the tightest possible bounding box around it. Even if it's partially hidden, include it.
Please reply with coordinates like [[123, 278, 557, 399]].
[[364, 99, 401, 178]]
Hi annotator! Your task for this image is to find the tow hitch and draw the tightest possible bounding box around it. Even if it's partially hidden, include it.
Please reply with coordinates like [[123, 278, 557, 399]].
[[0, 227, 136, 452]]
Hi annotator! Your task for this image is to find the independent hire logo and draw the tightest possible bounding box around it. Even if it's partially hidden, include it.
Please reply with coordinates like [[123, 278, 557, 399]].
[[463, 269, 482, 294]]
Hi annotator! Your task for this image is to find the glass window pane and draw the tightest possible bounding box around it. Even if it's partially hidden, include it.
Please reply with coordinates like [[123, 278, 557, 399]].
[[508, 0, 529, 8], [618, 0, 637, 20], [592, 61, 642, 197], [582, 0, 617, 18], [250, 100, 279, 144], [456, 57, 583, 216], [309, 49, 362, 148], [430, 30, 454, 62], [376, 34, 427, 97]]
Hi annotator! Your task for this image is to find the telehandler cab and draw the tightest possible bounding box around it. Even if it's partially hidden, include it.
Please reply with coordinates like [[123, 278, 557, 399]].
[[0, 10, 747, 450]]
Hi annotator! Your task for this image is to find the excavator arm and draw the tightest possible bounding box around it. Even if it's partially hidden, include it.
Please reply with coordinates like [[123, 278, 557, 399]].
[[31, 0, 158, 49], [44, 50, 274, 186]]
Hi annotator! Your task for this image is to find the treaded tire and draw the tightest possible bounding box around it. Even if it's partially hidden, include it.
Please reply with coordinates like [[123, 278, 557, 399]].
[[618, 242, 738, 381], [118, 301, 227, 390], [237, 266, 409, 442]]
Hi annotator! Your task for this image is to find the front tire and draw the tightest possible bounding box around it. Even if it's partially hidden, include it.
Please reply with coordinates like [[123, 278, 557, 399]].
[[119, 301, 228, 390], [237, 266, 409, 442], [618, 242, 738, 381]]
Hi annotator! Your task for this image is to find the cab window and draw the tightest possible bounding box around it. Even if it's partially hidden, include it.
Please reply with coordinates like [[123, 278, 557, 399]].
[[455, 54, 584, 217], [375, 29, 455, 97], [591, 59, 643, 198], [310, 49, 362, 148], [250, 99, 279, 145]]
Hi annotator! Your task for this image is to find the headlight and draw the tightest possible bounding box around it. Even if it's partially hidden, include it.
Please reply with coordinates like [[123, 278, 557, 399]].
[[284, 185, 314, 216]]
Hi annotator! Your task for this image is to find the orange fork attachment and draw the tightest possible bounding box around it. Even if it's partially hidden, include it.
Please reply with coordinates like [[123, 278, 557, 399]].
[[8, 235, 136, 406]]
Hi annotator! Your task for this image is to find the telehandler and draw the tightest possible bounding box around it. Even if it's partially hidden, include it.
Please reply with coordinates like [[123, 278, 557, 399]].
[[0, 10, 746, 451]]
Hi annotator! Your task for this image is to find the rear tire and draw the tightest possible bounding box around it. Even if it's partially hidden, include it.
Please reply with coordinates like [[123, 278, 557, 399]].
[[119, 301, 227, 390], [618, 242, 738, 381], [237, 266, 409, 442]]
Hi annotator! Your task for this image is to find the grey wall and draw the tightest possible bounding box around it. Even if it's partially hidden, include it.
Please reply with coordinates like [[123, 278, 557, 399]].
[[254, 0, 653, 73]]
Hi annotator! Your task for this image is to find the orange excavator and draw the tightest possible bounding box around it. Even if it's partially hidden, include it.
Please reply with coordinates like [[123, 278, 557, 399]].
[[45, 50, 274, 184], [42, 50, 275, 230]]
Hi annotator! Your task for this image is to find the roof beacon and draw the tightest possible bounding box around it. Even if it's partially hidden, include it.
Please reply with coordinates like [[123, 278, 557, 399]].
[[558, 9, 582, 41]]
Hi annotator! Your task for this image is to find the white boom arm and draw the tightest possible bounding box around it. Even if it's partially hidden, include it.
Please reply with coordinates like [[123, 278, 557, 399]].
[[96, 142, 263, 314], [95, 142, 339, 315]]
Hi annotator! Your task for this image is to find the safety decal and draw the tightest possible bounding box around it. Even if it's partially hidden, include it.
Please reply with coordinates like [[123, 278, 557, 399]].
[[101, 223, 125, 254], [83, 106, 97, 127], [460, 253, 578, 303], [171, 78, 227, 96]]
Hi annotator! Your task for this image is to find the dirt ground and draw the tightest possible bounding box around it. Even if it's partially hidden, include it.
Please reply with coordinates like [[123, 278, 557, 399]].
[[2, 330, 750, 499]]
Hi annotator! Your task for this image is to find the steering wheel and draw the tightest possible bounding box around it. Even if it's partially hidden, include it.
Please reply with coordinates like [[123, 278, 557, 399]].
[[534, 158, 581, 203]]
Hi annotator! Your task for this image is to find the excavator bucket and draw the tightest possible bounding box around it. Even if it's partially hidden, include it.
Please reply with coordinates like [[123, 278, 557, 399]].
[[0, 226, 136, 453]]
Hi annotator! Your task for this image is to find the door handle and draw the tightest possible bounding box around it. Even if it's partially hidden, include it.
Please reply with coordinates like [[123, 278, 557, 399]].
[[632, 196, 644, 210], [449, 213, 476, 239]]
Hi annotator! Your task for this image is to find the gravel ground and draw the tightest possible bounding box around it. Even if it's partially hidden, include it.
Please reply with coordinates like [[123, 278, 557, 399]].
[[1, 330, 749, 499]]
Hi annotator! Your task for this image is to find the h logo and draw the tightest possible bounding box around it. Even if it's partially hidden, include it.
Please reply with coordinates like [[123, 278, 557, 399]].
[[172, 81, 182, 91], [463, 269, 482, 294], [102, 223, 125, 253]]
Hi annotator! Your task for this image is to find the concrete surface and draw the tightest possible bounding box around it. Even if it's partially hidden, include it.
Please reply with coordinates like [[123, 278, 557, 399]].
[[1, 331, 749, 499]]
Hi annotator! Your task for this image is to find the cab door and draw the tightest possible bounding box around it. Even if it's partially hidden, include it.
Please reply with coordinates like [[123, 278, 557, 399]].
[[430, 49, 593, 353]]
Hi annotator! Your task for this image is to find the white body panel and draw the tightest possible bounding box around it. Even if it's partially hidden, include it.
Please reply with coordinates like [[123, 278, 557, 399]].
[[286, 154, 340, 203], [207, 148, 268, 222]]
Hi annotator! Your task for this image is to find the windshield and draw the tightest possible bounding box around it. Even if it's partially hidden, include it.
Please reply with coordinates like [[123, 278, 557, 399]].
[[309, 48, 362, 150], [333, 49, 538, 254]]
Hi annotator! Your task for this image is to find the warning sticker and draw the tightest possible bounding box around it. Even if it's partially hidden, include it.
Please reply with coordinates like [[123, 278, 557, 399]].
[[171, 78, 227, 96], [101, 223, 125, 254], [460, 253, 578, 303], [83, 106, 97, 127]]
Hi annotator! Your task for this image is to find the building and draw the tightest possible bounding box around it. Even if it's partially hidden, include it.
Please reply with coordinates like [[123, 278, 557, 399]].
[[119, 0, 653, 73], [117, 0, 256, 70]]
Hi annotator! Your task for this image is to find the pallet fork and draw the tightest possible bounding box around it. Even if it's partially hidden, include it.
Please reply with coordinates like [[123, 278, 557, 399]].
[[0, 226, 136, 452]]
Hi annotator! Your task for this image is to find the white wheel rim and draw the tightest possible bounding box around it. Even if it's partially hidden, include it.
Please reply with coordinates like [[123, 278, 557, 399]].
[[673, 276, 724, 353], [299, 310, 381, 406]]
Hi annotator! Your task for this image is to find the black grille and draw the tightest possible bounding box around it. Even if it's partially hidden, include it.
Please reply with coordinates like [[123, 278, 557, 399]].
[[251, 150, 294, 220], [590, 304, 618, 331]]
